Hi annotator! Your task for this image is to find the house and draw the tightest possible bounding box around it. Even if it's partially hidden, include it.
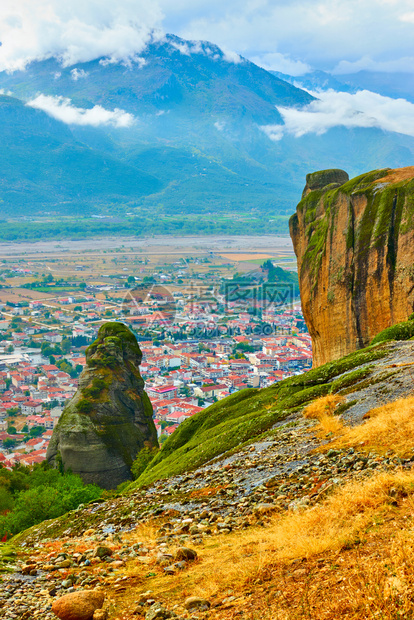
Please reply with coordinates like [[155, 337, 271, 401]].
[[21, 400, 43, 415], [44, 333, 63, 344], [194, 384, 227, 399], [147, 385, 178, 401]]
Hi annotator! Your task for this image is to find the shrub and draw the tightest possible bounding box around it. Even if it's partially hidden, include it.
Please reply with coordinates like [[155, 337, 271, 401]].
[[0, 467, 102, 539], [371, 319, 414, 345], [77, 398, 93, 413]]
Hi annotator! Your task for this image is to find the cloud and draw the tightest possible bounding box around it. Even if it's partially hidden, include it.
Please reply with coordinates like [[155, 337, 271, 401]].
[[260, 89, 414, 140], [0, 0, 413, 76], [70, 68, 88, 80], [170, 38, 242, 63], [333, 55, 414, 74], [214, 120, 226, 131], [0, 0, 163, 71], [220, 47, 242, 64], [249, 52, 311, 76], [164, 0, 414, 72], [27, 94, 134, 127]]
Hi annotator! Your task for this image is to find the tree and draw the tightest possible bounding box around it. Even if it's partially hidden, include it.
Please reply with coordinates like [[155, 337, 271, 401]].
[[7, 426, 17, 435], [3, 438, 16, 449], [29, 427, 44, 438], [61, 338, 71, 354]]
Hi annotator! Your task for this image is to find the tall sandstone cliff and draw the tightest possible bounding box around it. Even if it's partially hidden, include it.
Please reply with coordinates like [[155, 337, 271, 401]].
[[290, 166, 414, 367], [46, 322, 158, 489]]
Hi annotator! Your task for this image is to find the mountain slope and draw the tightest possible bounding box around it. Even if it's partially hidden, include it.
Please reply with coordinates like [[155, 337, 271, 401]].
[[0, 35, 413, 217], [0, 95, 162, 214]]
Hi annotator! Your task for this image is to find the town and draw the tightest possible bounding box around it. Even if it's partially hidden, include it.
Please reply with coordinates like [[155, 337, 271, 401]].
[[0, 236, 311, 468]]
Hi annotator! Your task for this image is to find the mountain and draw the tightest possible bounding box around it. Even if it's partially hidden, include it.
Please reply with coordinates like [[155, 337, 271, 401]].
[[290, 166, 414, 366], [0, 95, 162, 215], [271, 69, 414, 103], [0, 35, 414, 217], [270, 69, 355, 93], [337, 71, 414, 102]]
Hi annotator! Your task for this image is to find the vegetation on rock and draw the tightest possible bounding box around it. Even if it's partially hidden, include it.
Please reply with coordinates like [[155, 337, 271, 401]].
[[133, 342, 390, 487], [290, 166, 414, 366], [47, 323, 158, 490]]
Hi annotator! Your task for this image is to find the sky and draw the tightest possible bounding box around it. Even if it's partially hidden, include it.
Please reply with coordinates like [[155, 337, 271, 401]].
[[0, 0, 413, 75], [1, 0, 414, 140]]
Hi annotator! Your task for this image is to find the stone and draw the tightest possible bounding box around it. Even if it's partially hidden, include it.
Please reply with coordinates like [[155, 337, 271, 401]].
[[145, 603, 172, 620], [46, 323, 158, 489], [94, 547, 112, 559], [254, 503, 275, 515], [92, 611, 107, 620], [51, 590, 104, 620], [290, 166, 414, 366], [184, 597, 211, 611], [302, 169, 349, 197], [174, 547, 197, 561]]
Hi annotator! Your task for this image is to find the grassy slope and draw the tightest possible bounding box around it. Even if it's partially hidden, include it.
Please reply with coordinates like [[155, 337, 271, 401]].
[[135, 343, 393, 488]]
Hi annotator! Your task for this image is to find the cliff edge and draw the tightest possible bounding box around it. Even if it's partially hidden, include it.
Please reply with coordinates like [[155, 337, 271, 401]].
[[290, 166, 414, 367], [46, 322, 158, 489]]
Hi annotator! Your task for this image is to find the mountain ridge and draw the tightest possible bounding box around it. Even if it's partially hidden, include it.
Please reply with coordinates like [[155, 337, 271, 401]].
[[0, 35, 413, 217]]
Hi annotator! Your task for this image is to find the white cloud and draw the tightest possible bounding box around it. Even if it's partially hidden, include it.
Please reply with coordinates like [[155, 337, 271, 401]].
[[220, 47, 242, 64], [400, 11, 414, 23], [260, 89, 414, 140], [70, 68, 88, 80], [249, 52, 311, 76], [27, 94, 134, 127], [0, 0, 413, 76], [0, 0, 163, 71], [333, 55, 414, 74], [165, 0, 414, 72], [170, 38, 242, 63], [214, 120, 226, 131]]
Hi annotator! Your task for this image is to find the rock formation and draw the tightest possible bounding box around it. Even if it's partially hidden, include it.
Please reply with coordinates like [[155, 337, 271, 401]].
[[46, 322, 158, 489], [290, 166, 414, 367]]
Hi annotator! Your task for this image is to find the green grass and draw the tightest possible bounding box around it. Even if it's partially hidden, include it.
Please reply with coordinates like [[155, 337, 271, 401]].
[[371, 318, 414, 345], [131, 341, 390, 489]]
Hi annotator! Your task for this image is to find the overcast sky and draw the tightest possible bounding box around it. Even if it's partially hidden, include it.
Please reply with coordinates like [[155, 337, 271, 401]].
[[0, 0, 413, 74]]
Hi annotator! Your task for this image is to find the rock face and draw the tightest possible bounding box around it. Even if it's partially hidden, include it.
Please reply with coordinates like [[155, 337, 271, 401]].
[[47, 322, 158, 489], [290, 166, 414, 367]]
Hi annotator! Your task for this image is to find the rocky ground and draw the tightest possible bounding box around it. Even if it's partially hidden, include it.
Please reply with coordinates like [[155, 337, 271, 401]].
[[2, 398, 414, 620]]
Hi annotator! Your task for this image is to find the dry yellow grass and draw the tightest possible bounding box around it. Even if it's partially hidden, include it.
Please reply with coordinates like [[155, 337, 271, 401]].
[[111, 469, 414, 620], [303, 394, 344, 434], [329, 395, 414, 457]]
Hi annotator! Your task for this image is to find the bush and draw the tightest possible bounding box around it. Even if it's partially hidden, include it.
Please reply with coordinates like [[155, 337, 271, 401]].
[[371, 319, 414, 345], [0, 465, 102, 539], [131, 444, 159, 480], [77, 398, 93, 413]]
